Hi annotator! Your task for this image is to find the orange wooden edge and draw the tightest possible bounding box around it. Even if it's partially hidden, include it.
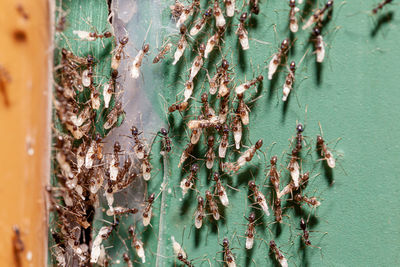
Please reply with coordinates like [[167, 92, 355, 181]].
[[0, 0, 52, 266]]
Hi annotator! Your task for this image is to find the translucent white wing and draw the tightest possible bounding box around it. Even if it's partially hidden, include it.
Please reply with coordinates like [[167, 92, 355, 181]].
[[134, 240, 146, 263], [326, 150, 335, 168], [73, 30, 95, 41], [172, 39, 187, 65], [90, 227, 110, 263], [246, 236, 254, 249], [171, 236, 186, 258], [226, 0, 235, 17], [204, 33, 219, 59], [290, 160, 300, 187], [268, 54, 279, 80], [142, 207, 152, 226], [82, 69, 91, 87], [103, 84, 112, 108]]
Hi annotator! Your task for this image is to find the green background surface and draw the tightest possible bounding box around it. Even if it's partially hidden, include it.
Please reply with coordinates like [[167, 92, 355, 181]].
[[53, 0, 400, 266]]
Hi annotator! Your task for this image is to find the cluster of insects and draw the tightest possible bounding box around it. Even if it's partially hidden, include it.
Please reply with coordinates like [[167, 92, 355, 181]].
[[47, 0, 350, 266], [49, 15, 163, 264], [164, 0, 345, 265]]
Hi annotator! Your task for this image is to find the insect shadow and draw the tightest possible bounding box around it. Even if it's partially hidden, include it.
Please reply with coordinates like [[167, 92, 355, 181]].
[[370, 11, 394, 37], [322, 161, 334, 186]]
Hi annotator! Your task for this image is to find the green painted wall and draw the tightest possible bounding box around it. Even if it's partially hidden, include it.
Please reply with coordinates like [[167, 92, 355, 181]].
[[53, 0, 400, 266]]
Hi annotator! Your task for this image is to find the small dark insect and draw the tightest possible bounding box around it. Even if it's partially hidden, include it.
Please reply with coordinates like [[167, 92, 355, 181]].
[[142, 154, 152, 181], [222, 238, 236, 266], [205, 135, 216, 169], [73, 30, 112, 41], [235, 74, 263, 95], [269, 155, 281, 197], [245, 212, 256, 249], [312, 27, 325, 63], [183, 80, 194, 102], [170, 1, 185, 20], [236, 12, 249, 50], [141, 152, 152, 181], [173, 25, 188, 65], [213, 172, 229, 207], [205, 190, 220, 220], [190, 8, 213, 36], [128, 226, 145, 263], [274, 198, 283, 223], [303, 0, 334, 30], [143, 193, 155, 226], [101, 219, 120, 240], [282, 61, 296, 101], [130, 125, 146, 160], [208, 59, 230, 95], [372, 0, 393, 14], [316, 134, 336, 168], [288, 124, 304, 188], [194, 196, 205, 229], [218, 94, 230, 123], [175, 0, 198, 27], [180, 164, 199, 196], [289, 0, 300, 33], [295, 123, 304, 152], [268, 38, 290, 80], [85, 133, 103, 169], [217, 62, 232, 98], [201, 93, 215, 119], [250, 0, 260, 15], [248, 180, 270, 216], [153, 43, 172, 63], [104, 102, 124, 130], [103, 69, 118, 109], [123, 253, 133, 267], [113, 207, 138, 216], [160, 127, 172, 153], [190, 119, 203, 145], [178, 252, 194, 267], [221, 58, 230, 70], [225, 0, 235, 17], [112, 36, 129, 70], [294, 193, 321, 207], [82, 54, 94, 88], [131, 44, 150, 79], [269, 240, 288, 267], [168, 101, 188, 113], [178, 143, 194, 168], [236, 101, 249, 137], [90, 31, 112, 39], [218, 124, 230, 158], [223, 139, 263, 172], [232, 115, 242, 149], [279, 171, 310, 198], [187, 43, 205, 83], [214, 0, 226, 30], [300, 218, 312, 246]]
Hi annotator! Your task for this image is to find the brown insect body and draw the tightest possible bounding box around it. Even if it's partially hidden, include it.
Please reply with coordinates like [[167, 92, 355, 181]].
[[373, 0, 393, 14], [205, 190, 220, 220], [300, 218, 312, 246], [112, 36, 129, 70], [222, 238, 236, 266], [269, 240, 288, 267], [153, 43, 172, 63]]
